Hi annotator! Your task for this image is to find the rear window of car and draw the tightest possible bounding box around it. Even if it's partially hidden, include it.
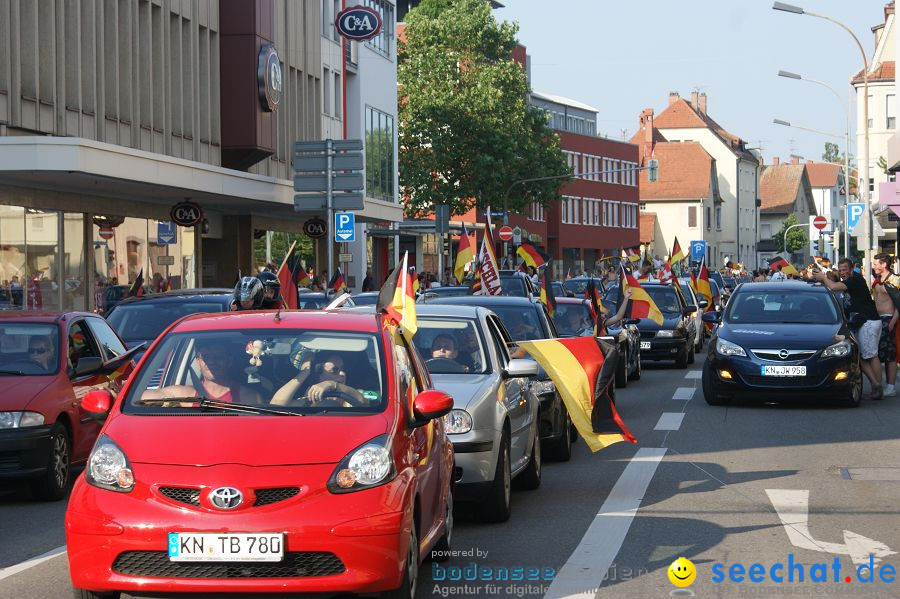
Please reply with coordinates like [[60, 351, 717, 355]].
[[0, 323, 60, 375], [413, 317, 488, 374], [486, 305, 545, 341], [124, 329, 387, 415], [564, 279, 590, 295], [107, 302, 228, 342], [500, 277, 528, 297], [725, 290, 839, 324]]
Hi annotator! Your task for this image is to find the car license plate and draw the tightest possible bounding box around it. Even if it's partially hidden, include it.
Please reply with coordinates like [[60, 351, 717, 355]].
[[640, 341, 651, 350], [168, 532, 284, 562], [761, 365, 806, 377]]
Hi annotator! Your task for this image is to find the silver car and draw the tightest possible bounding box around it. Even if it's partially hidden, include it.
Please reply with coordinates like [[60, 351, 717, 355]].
[[413, 305, 540, 523]]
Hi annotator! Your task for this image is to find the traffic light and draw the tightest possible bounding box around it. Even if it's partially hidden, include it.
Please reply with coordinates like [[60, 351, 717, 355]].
[[816, 236, 824, 254], [833, 232, 840, 252], [647, 159, 659, 182]]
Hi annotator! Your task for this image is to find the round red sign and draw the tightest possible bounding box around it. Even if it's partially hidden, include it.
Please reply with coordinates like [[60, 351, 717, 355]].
[[813, 215, 828, 230], [498, 226, 513, 241], [98, 227, 115, 240]]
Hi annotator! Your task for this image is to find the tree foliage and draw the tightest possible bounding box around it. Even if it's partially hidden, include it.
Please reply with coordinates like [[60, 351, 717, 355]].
[[773, 213, 807, 254], [822, 142, 856, 193], [398, 0, 569, 217]]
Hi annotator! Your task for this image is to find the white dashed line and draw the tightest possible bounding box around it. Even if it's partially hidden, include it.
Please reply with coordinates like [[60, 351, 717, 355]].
[[654, 412, 685, 431], [672, 387, 695, 400], [0, 545, 67, 582], [684, 370, 702, 379]]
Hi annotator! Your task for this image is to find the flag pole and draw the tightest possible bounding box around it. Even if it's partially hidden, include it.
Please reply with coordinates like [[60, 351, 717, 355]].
[[277, 240, 298, 275]]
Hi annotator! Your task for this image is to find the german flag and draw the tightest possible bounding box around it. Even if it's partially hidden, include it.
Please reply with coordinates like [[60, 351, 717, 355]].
[[585, 277, 607, 335], [768, 256, 800, 276], [328, 268, 347, 294], [517, 241, 549, 269], [670, 236, 685, 264], [376, 252, 417, 343], [454, 223, 474, 284], [409, 266, 419, 294], [697, 258, 714, 307], [814, 256, 832, 269], [540, 262, 557, 317], [622, 265, 664, 325], [276, 240, 301, 309], [127, 268, 144, 298], [516, 336, 636, 452], [297, 269, 311, 287]]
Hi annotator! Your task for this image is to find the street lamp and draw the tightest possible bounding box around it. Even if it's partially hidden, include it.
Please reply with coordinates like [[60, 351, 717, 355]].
[[773, 1, 871, 276], [777, 69, 852, 258]]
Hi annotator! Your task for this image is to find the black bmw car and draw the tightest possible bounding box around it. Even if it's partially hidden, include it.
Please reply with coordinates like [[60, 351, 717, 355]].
[[702, 281, 862, 407]]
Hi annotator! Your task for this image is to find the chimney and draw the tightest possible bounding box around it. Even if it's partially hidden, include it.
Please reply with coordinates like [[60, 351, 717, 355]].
[[790, 156, 800, 165], [773, 156, 780, 165], [699, 93, 707, 115], [690, 90, 699, 110], [668, 91, 680, 106], [640, 108, 655, 160]]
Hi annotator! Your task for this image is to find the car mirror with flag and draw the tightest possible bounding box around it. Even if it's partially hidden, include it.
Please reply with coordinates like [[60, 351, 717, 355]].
[[622, 264, 664, 326]]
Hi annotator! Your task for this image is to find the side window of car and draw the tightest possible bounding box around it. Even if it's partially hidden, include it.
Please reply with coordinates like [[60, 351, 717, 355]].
[[541, 305, 559, 338], [394, 340, 422, 414], [68, 320, 101, 370], [486, 318, 510, 368], [85, 317, 127, 361]]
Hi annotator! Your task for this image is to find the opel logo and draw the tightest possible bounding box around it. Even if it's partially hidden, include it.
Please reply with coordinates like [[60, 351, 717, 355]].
[[778, 349, 790, 360], [209, 487, 243, 510]]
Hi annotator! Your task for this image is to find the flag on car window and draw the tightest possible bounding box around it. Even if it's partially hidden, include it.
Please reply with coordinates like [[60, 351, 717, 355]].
[[516, 336, 636, 452], [276, 240, 301, 309], [127, 268, 144, 298], [540, 262, 556, 318], [329, 268, 347, 295], [376, 251, 417, 343], [409, 266, 419, 295], [622, 265, 664, 326], [476, 209, 502, 295], [696, 258, 714, 307]]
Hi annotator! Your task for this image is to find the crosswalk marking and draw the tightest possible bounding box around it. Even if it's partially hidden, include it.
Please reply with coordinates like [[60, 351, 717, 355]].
[[654, 412, 685, 431], [672, 387, 695, 400], [684, 370, 702, 379]]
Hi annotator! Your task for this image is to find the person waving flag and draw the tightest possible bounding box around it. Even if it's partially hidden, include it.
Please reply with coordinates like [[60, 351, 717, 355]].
[[622, 264, 664, 325]]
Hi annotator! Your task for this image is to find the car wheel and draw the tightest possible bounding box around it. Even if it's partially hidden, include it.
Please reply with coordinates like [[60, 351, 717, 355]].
[[628, 349, 642, 381], [547, 410, 572, 462], [431, 487, 454, 559], [842, 373, 863, 408], [702, 365, 728, 406], [382, 526, 419, 599], [32, 422, 71, 501], [516, 428, 542, 490], [675, 347, 689, 369], [73, 590, 121, 599], [480, 433, 511, 523], [615, 348, 628, 388]]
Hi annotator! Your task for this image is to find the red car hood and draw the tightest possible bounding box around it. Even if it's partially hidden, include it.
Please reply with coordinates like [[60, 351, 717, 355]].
[[106, 412, 394, 467], [0, 376, 57, 411]]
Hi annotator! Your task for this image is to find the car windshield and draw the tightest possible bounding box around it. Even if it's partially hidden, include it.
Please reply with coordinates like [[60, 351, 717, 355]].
[[412, 318, 488, 374], [107, 301, 228, 341], [553, 303, 594, 337], [679, 284, 696, 305], [487, 305, 545, 341], [724, 276, 736, 287], [123, 329, 387, 415], [725, 291, 839, 324], [500, 277, 528, 297], [644, 287, 682, 316], [297, 296, 329, 309], [564, 279, 590, 295], [423, 287, 470, 297], [0, 323, 60, 375], [352, 294, 378, 306]]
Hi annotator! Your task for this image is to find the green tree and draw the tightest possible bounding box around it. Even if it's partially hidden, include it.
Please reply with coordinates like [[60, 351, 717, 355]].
[[398, 0, 569, 217], [822, 142, 840, 163], [772, 213, 807, 254], [253, 232, 314, 273]]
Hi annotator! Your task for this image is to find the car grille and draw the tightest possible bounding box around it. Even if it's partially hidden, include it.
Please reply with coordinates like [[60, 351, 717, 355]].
[[750, 349, 818, 362], [253, 487, 300, 506], [639, 331, 656, 339], [0, 452, 19, 471], [743, 374, 820, 387], [159, 487, 201, 506], [112, 551, 345, 578], [158, 486, 300, 508]]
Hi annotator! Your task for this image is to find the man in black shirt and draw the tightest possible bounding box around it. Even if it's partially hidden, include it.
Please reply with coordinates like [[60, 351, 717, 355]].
[[815, 258, 884, 399]]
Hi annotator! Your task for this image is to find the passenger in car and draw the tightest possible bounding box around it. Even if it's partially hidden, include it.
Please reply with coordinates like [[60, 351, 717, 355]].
[[271, 350, 366, 407]]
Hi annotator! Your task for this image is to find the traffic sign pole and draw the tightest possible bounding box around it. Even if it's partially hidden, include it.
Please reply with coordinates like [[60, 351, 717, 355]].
[[326, 139, 334, 281]]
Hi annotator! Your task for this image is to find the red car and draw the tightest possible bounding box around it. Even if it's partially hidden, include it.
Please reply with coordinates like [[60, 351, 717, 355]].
[[66, 310, 454, 599], [0, 312, 135, 500]]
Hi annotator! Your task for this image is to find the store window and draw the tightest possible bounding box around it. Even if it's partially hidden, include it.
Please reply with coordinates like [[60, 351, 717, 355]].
[[366, 105, 395, 203]]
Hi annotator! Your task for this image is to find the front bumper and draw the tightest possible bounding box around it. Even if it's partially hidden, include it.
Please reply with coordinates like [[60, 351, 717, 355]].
[[0, 425, 53, 480], [706, 352, 859, 399], [66, 462, 417, 595], [639, 337, 687, 360], [449, 428, 497, 501]]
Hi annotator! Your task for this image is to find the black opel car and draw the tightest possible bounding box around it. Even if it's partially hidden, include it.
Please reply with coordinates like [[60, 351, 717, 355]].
[[702, 281, 862, 407]]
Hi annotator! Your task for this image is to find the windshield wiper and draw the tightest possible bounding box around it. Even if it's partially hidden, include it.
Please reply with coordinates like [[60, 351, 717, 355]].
[[0, 369, 26, 375], [138, 397, 303, 416]]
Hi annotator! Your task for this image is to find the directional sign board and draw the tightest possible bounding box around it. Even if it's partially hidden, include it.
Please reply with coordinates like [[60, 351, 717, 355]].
[[690, 240, 707, 262], [157, 221, 177, 244], [335, 212, 355, 242], [847, 202, 865, 232]]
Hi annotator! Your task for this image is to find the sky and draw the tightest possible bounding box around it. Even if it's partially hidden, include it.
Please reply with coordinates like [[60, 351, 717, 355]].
[[494, 0, 887, 165]]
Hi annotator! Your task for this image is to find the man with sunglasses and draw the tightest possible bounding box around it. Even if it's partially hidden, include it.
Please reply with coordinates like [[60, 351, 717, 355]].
[[28, 336, 55, 371]]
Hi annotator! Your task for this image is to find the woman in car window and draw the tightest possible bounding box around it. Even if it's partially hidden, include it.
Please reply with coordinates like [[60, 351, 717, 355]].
[[271, 350, 366, 407]]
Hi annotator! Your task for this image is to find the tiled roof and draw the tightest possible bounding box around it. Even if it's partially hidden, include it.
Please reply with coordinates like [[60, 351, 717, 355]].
[[759, 164, 807, 214], [639, 142, 714, 200], [852, 61, 895, 85], [805, 162, 840, 188], [640, 213, 657, 245], [651, 98, 758, 162]]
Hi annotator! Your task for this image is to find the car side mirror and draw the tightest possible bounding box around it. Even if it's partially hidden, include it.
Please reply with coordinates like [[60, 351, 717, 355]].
[[698, 299, 709, 309], [702, 311, 721, 323], [683, 305, 698, 315], [82, 389, 113, 421], [624, 318, 641, 325], [72, 356, 103, 378], [847, 312, 866, 328], [411, 389, 454, 427], [503, 358, 538, 379]]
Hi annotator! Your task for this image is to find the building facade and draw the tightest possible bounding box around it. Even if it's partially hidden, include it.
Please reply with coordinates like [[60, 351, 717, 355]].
[[805, 160, 844, 261], [757, 159, 816, 265]]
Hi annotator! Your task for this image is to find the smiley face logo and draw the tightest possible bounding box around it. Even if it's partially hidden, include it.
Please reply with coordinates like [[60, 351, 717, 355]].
[[668, 557, 696, 587]]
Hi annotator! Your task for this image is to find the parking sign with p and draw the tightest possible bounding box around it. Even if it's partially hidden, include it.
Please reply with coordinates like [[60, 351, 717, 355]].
[[335, 212, 355, 242], [847, 203, 865, 232]]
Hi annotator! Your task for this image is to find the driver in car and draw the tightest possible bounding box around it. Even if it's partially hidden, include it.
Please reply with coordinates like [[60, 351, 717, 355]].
[[28, 336, 55, 371], [271, 351, 367, 407], [429, 334, 468, 373]]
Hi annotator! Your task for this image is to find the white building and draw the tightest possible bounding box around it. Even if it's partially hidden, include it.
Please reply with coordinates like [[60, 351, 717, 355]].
[[757, 159, 816, 265], [805, 160, 845, 261]]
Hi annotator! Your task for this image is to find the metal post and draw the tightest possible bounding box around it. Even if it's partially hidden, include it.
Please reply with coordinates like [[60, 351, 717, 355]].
[[437, 233, 444, 286], [326, 138, 334, 281]]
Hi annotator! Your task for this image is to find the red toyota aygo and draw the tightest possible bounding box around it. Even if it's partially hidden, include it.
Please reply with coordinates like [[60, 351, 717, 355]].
[[66, 310, 454, 599]]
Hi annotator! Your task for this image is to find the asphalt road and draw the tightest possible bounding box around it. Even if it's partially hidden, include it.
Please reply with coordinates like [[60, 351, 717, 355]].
[[3, 350, 900, 599]]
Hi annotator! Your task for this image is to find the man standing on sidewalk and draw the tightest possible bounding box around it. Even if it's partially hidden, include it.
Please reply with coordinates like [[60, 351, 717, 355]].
[[872, 253, 899, 397], [815, 258, 884, 399]]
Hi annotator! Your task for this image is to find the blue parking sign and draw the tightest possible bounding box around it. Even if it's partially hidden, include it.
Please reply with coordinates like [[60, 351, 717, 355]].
[[847, 203, 865, 232], [335, 212, 355, 242], [690, 240, 707, 262]]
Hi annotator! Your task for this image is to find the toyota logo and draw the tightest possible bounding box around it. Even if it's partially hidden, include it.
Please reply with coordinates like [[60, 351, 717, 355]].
[[778, 349, 790, 360], [209, 487, 243, 510]]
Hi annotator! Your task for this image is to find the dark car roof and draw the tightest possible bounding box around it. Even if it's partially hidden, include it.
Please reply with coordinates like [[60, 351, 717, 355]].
[[0, 311, 96, 322], [112, 288, 233, 307], [732, 281, 826, 292], [428, 295, 543, 308]]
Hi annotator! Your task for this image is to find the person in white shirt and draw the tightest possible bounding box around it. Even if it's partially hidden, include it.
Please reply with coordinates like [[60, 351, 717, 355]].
[[769, 265, 786, 281]]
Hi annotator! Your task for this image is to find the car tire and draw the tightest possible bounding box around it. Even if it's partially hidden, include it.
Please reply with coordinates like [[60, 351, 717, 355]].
[[516, 429, 542, 491], [628, 349, 642, 381], [842, 374, 863, 408], [675, 347, 689, 369], [431, 487, 454, 559], [702, 365, 728, 406], [547, 410, 572, 462], [480, 433, 511, 523], [382, 526, 419, 599], [615, 348, 628, 388], [73, 590, 121, 599], [32, 422, 71, 501]]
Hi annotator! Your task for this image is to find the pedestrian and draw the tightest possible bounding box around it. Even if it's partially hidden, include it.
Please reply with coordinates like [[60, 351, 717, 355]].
[[872, 253, 899, 397], [362, 268, 375, 292], [815, 258, 884, 399], [769, 265, 786, 282]]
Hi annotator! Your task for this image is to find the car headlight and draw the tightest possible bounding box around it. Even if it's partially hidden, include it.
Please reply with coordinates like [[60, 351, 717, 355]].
[[531, 380, 556, 396], [716, 338, 746, 357], [444, 409, 472, 434], [328, 434, 395, 494], [0, 411, 44, 429], [822, 339, 851, 358], [86, 435, 135, 493], [656, 329, 682, 338]]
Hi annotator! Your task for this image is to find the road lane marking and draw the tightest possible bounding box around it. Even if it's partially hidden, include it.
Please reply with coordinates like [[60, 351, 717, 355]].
[[684, 370, 702, 379], [765, 489, 896, 565], [672, 387, 695, 400], [543, 448, 667, 599], [0, 545, 67, 582], [654, 413, 684, 431]]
